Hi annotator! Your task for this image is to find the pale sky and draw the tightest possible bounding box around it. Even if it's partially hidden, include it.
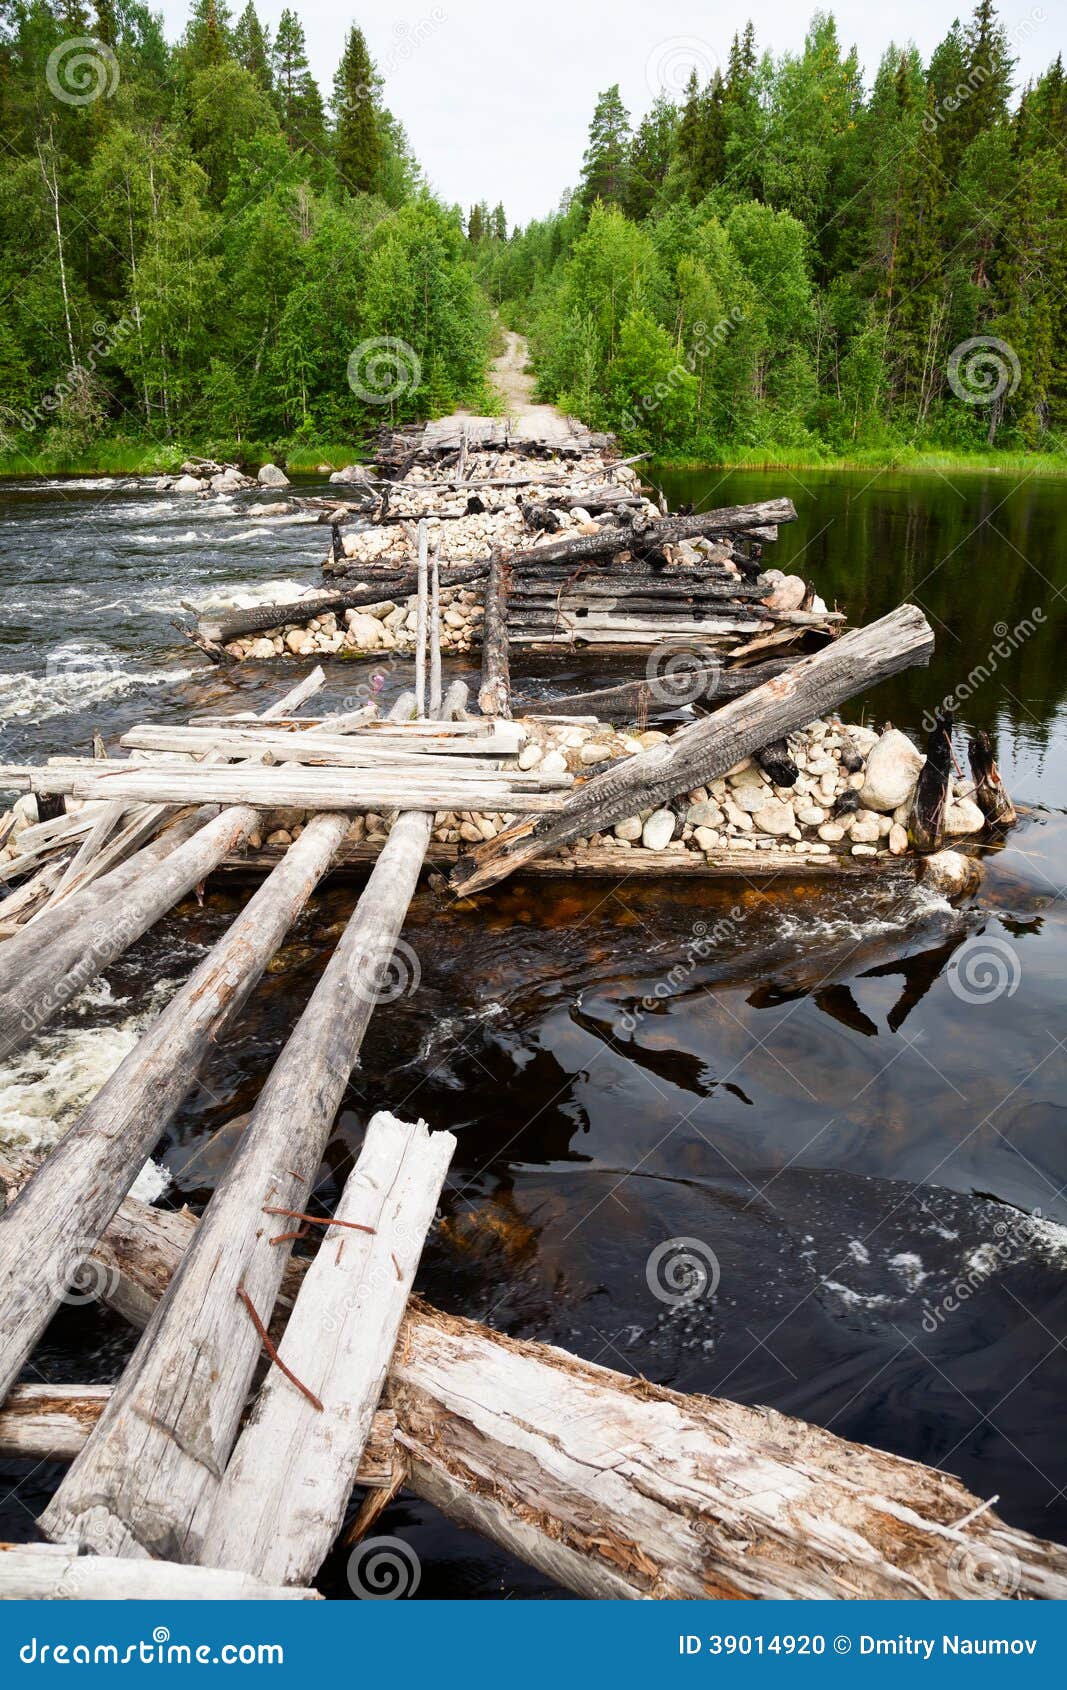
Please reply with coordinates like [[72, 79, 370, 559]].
[[161, 0, 1060, 225]]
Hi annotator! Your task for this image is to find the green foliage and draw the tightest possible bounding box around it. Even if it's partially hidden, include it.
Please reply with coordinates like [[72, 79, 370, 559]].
[[491, 0, 1067, 464]]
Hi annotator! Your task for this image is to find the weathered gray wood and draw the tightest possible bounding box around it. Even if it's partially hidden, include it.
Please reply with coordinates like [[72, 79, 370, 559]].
[[5, 764, 566, 815], [0, 1384, 110, 1459], [429, 550, 442, 716], [197, 569, 489, 645], [198, 1112, 456, 1584], [478, 555, 512, 719], [42, 701, 456, 1561], [414, 520, 429, 718], [517, 659, 796, 722], [0, 1550, 319, 1601], [119, 725, 532, 769], [451, 603, 935, 894], [0, 813, 350, 1404], [31, 1173, 1067, 1603]]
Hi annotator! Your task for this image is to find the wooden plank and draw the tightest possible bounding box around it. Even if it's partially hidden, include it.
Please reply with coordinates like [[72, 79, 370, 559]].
[[478, 554, 511, 719], [198, 1112, 456, 1584], [0, 1550, 319, 1601], [450, 604, 935, 895]]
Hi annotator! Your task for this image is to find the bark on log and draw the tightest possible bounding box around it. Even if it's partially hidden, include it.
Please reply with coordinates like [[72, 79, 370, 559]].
[[0, 1550, 319, 1601], [503, 499, 796, 572], [517, 660, 796, 723], [450, 603, 935, 895], [198, 564, 489, 646], [0, 813, 350, 1404], [910, 714, 954, 853], [24, 1178, 1067, 1602], [197, 1112, 456, 1585], [478, 555, 512, 719]]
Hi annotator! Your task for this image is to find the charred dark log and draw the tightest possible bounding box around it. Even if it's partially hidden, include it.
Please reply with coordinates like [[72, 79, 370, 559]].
[[517, 659, 797, 724], [755, 741, 799, 787], [910, 712, 954, 853], [968, 730, 1017, 827]]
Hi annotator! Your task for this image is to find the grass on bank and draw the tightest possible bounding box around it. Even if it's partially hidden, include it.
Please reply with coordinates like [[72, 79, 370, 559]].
[[648, 445, 1067, 477]]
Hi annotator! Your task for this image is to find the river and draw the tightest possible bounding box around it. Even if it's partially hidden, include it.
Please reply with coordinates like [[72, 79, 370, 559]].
[[1, 466, 1065, 1598]]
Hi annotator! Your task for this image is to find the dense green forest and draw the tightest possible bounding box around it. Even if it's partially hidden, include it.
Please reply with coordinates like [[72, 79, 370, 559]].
[[1, 1, 1066, 470], [478, 2, 1067, 463], [0, 0, 494, 467]]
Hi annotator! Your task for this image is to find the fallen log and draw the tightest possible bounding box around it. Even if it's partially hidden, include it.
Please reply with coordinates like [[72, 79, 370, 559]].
[[42, 695, 462, 1562], [0, 811, 351, 1403], [197, 562, 489, 647], [27, 1176, 1067, 1602], [197, 1112, 456, 1585], [450, 603, 935, 895], [479, 555, 512, 718], [504, 499, 797, 572], [517, 660, 796, 722], [0, 1550, 319, 1601]]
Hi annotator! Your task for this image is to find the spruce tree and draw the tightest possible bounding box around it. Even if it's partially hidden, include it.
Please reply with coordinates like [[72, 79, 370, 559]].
[[333, 25, 382, 194], [234, 3, 272, 95], [580, 85, 631, 208], [959, 0, 1015, 148], [468, 203, 485, 243], [184, 0, 234, 71], [273, 10, 324, 154]]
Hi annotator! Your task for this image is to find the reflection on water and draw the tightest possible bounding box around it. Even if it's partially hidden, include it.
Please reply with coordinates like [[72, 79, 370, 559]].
[[1, 467, 1066, 1593]]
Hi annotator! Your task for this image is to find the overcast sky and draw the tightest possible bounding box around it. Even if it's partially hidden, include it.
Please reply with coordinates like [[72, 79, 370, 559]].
[[161, 1, 1059, 225]]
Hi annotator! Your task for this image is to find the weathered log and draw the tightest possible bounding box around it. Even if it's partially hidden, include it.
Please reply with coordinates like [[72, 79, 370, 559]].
[[479, 555, 512, 719], [429, 549, 443, 715], [414, 520, 429, 718], [197, 1113, 456, 1585], [42, 701, 458, 1561], [118, 726, 547, 781], [197, 563, 489, 646], [0, 1550, 319, 1601], [517, 660, 797, 723], [968, 730, 1017, 826], [0, 813, 350, 1404], [450, 603, 935, 895], [26, 1176, 1067, 1602], [503, 499, 796, 573], [755, 740, 799, 786]]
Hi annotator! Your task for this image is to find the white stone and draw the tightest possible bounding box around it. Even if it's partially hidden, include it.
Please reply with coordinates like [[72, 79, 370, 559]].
[[580, 742, 613, 764], [686, 800, 725, 828], [517, 744, 543, 771], [851, 843, 878, 857], [731, 781, 771, 813], [173, 474, 203, 493], [858, 728, 923, 813], [753, 798, 795, 837], [642, 810, 677, 851], [794, 803, 826, 828], [541, 749, 568, 775], [343, 611, 385, 650], [693, 827, 721, 852], [921, 850, 982, 899], [817, 822, 845, 842], [257, 463, 290, 487], [944, 796, 986, 836], [614, 816, 643, 841], [888, 823, 909, 856]]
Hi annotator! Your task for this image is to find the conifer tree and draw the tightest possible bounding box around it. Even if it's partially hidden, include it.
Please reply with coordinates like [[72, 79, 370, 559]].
[[272, 9, 324, 154], [580, 84, 631, 208], [333, 24, 382, 194], [234, 3, 272, 95]]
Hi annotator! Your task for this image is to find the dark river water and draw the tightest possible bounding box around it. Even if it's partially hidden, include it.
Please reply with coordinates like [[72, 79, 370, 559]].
[[1, 466, 1066, 1598]]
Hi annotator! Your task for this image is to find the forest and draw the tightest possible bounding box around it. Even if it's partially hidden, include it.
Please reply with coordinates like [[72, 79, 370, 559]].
[[0, 0, 1065, 469]]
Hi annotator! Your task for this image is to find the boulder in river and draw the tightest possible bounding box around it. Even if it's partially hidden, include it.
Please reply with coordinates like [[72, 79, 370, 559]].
[[920, 849, 982, 899], [329, 463, 373, 486], [859, 728, 924, 812], [257, 463, 290, 488], [944, 796, 986, 836], [173, 474, 204, 493]]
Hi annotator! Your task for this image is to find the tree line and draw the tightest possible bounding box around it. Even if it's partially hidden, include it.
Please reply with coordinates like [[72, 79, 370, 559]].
[[0, 0, 492, 462], [479, 3, 1067, 459]]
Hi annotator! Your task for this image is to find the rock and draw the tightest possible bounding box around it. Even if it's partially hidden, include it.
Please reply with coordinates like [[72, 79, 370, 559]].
[[316, 463, 333, 475], [444, 607, 466, 630], [686, 799, 724, 828], [257, 463, 290, 487], [285, 629, 315, 656], [817, 822, 845, 842], [614, 816, 643, 841], [723, 799, 753, 833], [944, 796, 986, 837], [637, 730, 668, 748], [731, 780, 771, 813], [329, 463, 373, 485], [753, 798, 795, 836], [265, 830, 293, 849], [541, 749, 568, 775], [851, 843, 878, 857], [247, 638, 276, 660], [693, 827, 721, 852], [794, 803, 826, 828], [459, 822, 483, 843], [888, 823, 909, 856], [343, 610, 386, 650], [807, 841, 831, 855], [762, 573, 807, 612], [211, 469, 246, 491], [253, 501, 291, 516], [173, 474, 203, 493], [580, 741, 613, 765], [920, 850, 982, 899], [859, 728, 924, 813], [849, 818, 881, 844], [642, 810, 677, 851], [517, 743, 543, 771]]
